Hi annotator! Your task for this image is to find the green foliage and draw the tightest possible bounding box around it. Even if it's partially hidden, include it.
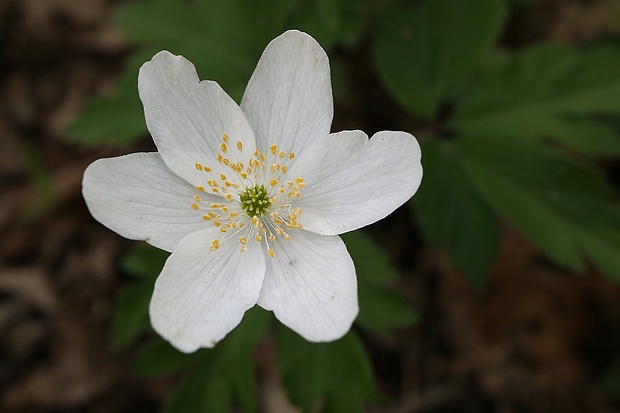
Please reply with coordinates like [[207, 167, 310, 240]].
[[288, 0, 367, 50], [342, 231, 418, 332], [110, 246, 169, 349], [412, 139, 499, 290], [67, 0, 368, 146], [67, 0, 291, 145], [160, 308, 270, 413], [373, 0, 507, 119], [598, 355, 620, 398], [120, 244, 170, 279], [457, 134, 620, 277], [66, 57, 147, 147], [131, 339, 201, 378], [451, 44, 620, 157], [125, 309, 269, 412], [373, 0, 620, 287], [275, 325, 375, 413], [19, 146, 58, 221]]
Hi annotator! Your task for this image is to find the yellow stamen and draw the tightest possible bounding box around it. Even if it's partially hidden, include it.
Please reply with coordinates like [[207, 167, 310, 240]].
[[192, 140, 306, 255], [210, 240, 220, 251]]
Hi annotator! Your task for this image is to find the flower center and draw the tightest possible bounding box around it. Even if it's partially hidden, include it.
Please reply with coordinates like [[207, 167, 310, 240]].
[[190, 132, 305, 257], [239, 184, 270, 217]]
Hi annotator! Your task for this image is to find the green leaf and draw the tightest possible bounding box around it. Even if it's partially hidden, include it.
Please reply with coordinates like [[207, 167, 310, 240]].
[[451, 44, 620, 157], [67, 0, 295, 146], [120, 245, 169, 280], [65, 55, 148, 146], [110, 246, 169, 349], [131, 339, 199, 377], [457, 133, 620, 278], [598, 355, 620, 397], [162, 307, 270, 413], [118, 0, 294, 96], [412, 139, 499, 290], [110, 279, 155, 349], [341, 231, 418, 332], [288, 0, 367, 50], [373, 0, 507, 119], [276, 326, 375, 413], [551, 194, 620, 281]]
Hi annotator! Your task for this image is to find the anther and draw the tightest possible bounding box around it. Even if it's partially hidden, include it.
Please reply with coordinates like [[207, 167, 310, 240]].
[[210, 240, 220, 251]]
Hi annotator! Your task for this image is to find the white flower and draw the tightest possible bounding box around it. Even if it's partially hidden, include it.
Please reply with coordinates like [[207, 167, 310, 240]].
[[82, 30, 422, 353]]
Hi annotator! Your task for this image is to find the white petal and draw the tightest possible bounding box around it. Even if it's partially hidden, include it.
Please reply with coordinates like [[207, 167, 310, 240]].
[[288, 130, 422, 235], [82, 153, 211, 252], [138, 51, 257, 187], [240, 30, 333, 155], [258, 231, 358, 342], [149, 228, 266, 352]]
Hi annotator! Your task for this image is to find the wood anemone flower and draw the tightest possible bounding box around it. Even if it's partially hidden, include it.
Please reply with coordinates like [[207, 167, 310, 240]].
[[82, 30, 423, 352]]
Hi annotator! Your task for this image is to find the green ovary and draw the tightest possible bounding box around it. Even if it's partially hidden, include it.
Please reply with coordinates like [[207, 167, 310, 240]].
[[239, 185, 270, 217]]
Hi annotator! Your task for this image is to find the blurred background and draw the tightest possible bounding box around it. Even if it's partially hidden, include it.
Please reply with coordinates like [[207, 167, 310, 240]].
[[2, 0, 620, 412]]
